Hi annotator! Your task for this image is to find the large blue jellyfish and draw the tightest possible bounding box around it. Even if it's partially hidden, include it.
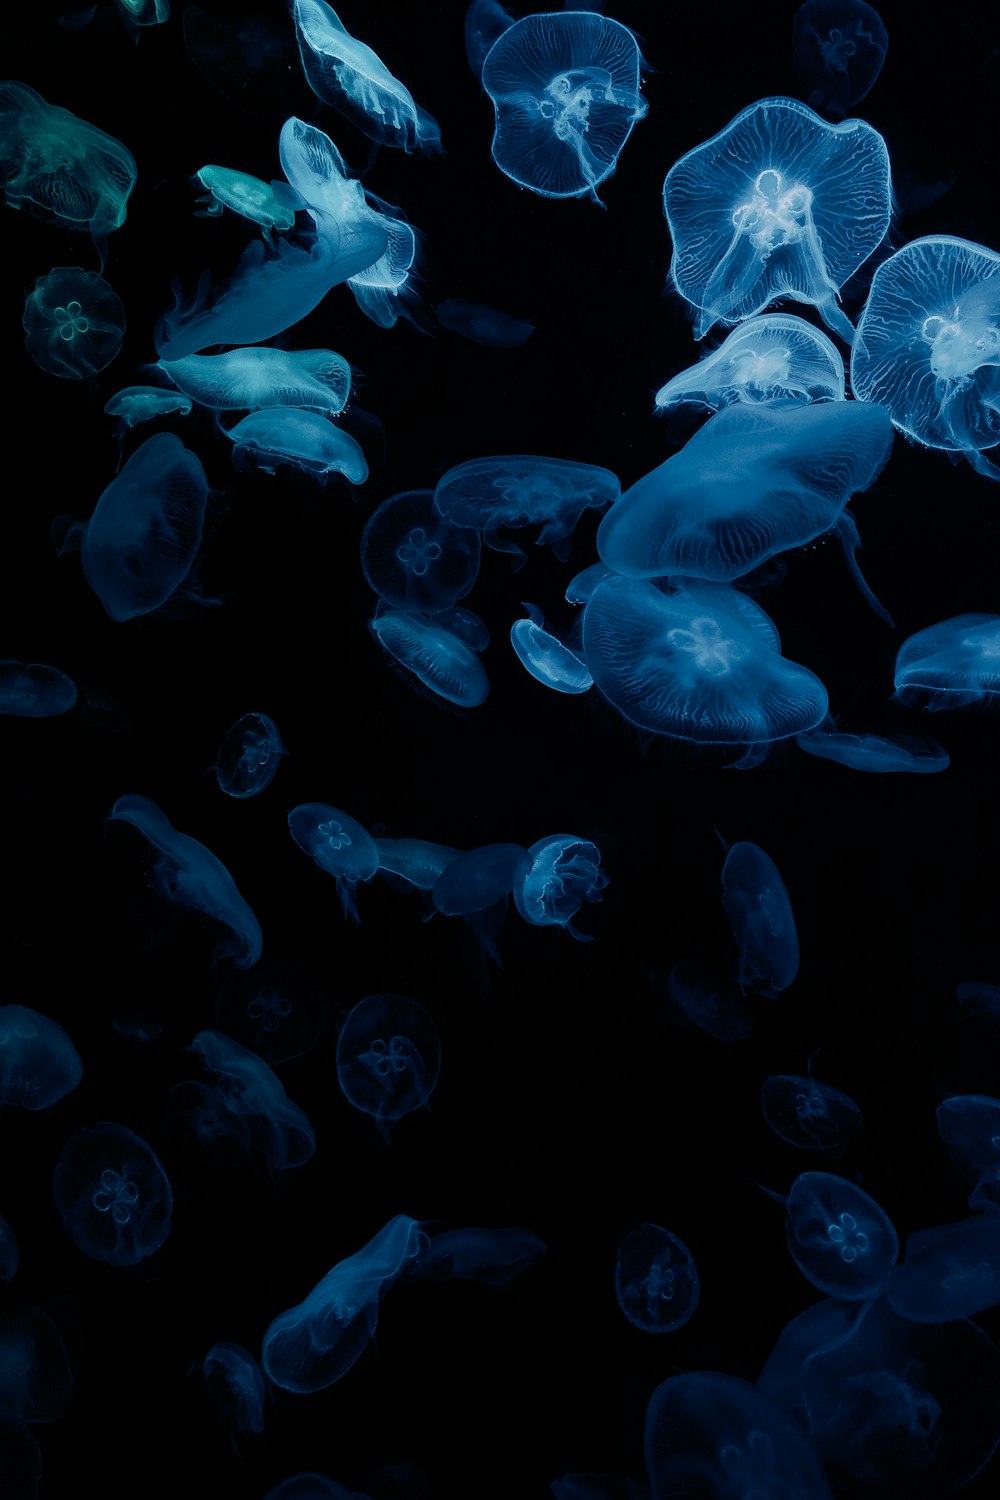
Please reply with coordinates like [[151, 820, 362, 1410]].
[[887, 1216, 1000, 1322], [761, 1071, 863, 1153], [512, 834, 606, 936], [894, 614, 1000, 709], [614, 1224, 700, 1334], [370, 608, 490, 708], [109, 794, 263, 968], [851, 237, 1000, 480], [0, 661, 76, 718], [510, 606, 593, 695], [481, 11, 647, 204], [582, 575, 829, 744], [200, 1342, 266, 1451], [720, 839, 799, 996], [785, 1170, 898, 1298], [0, 1006, 81, 1111], [361, 491, 481, 614], [792, 0, 889, 117], [654, 314, 846, 412], [193, 165, 300, 233], [215, 712, 284, 800], [159, 347, 351, 414], [192, 1031, 315, 1172], [287, 803, 379, 922], [434, 454, 620, 560], [663, 97, 891, 340], [336, 994, 441, 1141], [23, 267, 125, 380], [223, 409, 367, 484], [53, 1122, 173, 1266]]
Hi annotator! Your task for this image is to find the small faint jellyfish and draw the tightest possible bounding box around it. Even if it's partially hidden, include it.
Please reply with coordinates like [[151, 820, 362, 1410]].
[[215, 712, 284, 799], [336, 994, 441, 1141], [615, 1224, 700, 1333]]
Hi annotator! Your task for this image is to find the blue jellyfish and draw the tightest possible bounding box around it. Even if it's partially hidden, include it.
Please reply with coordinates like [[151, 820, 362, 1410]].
[[215, 956, 328, 1066], [346, 191, 419, 330], [168, 1080, 252, 1168], [796, 726, 950, 772], [893, 614, 1000, 709], [432, 844, 532, 917], [438, 604, 491, 652], [287, 803, 379, 922], [512, 834, 606, 935], [222, 409, 367, 484], [435, 299, 535, 348], [159, 347, 351, 415], [937, 1094, 1000, 1213], [193, 165, 300, 232], [465, 0, 515, 79], [582, 575, 829, 744], [663, 959, 752, 1041], [510, 605, 593, 694], [761, 1071, 863, 1154], [564, 560, 613, 606], [370, 608, 490, 708], [373, 836, 462, 892], [361, 491, 481, 614], [336, 994, 441, 1141], [957, 980, 1000, 1021], [103, 386, 192, 437], [0, 1305, 75, 1423], [851, 237, 1000, 480], [481, 10, 646, 204], [0, 661, 76, 717], [434, 454, 620, 560], [406, 1226, 547, 1286], [792, 0, 888, 117], [887, 1216, 1000, 1322], [663, 97, 891, 341], [115, 0, 170, 35], [200, 1342, 265, 1451], [182, 7, 301, 115], [215, 712, 284, 800], [785, 1170, 898, 1299], [264, 1478, 361, 1500], [192, 1031, 315, 1173], [720, 839, 799, 996], [23, 267, 124, 380], [109, 794, 263, 968], [654, 314, 845, 412], [615, 1224, 700, 1334], [0, 1214, 18, 1281], [53, 1122, 173, 1266], [0, 1006, 82, 1111]]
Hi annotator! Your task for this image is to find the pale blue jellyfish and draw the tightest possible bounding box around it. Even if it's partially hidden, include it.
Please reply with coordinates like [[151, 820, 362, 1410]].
[[721, 839, 799, 996], [346, 192, 418, 330], [53, 1122, 173, 1266], [200, 1342, 265, 1451], [851, 237, 1000, 480], [663, 97, 891, 341], [654, 314, 845, 412], [937, 1093, 1000, 1213], [215, 712, 284, 799], [169, 1080, 252, 1167], [287, 803, 379, 921], [435, 298, 535, 348], [785, 1170, 898, 1299], [373, 836, 462, 892], [104, 386, 192, 435], [512, 834, 606, 934], [336, 994, 441, 1140], [215, 956, 328, 1066], [0, 1006, 82, 1111], [361, 491, 481, 614], [159, 347, 351, 414], [665, 959, 752, 1040], [615, 1224, 700, 1333], [894, 614, 1000, 709], [193, 165, 300, 232], [0, 662, 76, 717], [761, 1071, 862, 1153], [797, 726, 950, 772], [23, 267, 124, 380], [792, 0, 888, 116], [510, 605, 593, 694], [481, 10, 647, 204], [370, 608, 490, 707], [192, 1031, 315, 1172], [564, 560, 613, 606], [434, 454, 620, 560], [223, 409, 367, 484], [116, 0, 170, 35], [887, 1216, 1000, 1322], [407, 1225, 546, 1286]]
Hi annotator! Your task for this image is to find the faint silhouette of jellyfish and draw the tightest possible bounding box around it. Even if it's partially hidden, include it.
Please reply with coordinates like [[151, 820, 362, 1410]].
[[406, 1225, 547, 1286], [893, 614, 1000, 709], [168, 1080, 252, 1168], [182, 8, 303, 115], [215, 956, 328, 1066], [796, 725, 950, 772], [159, 347, 351, 414], [370, 608, 490, 708], [435, 298, 535, 348], [937, 1093, 1000, 1214], [222, 409, 367, 484], [720, 839, 799, 996], [111, 1017, 163, 1044], [53, 1122, 172, 1266], [481, 10, 647, 204], [761, 1070, 862, 1154], [887, 1216, 1000, 1322], [0, 1305, 75, 1423], [346, 191, 419, 330], [434, 454, 619, 561], [199, 1342, 265, 1451], [336, 994, 440, 1141], [465, 0, 514, 79], [663, 97, 891, 341], [564, 561, 613, 606], [785, 1170, 898, 1298], [662, 958, 752, 1040], [108, 793, 263, 968], [792, 0, 888, 117], [615, 1225, 700, 1333], [104, 386, 192, 439], [361, 491, 481, 613], [851, 237, 1000, 480], [0, 1006, 82, 1111], [192, 1031, 315, 1172], [957, 980, 1000, 1021], [193, 165, 300, 232], [433, 844, 531, 918], [438, 605, 490, 652], [116, 0, 170, 36], [510, 605, 593, 694], [215, 712, 284, 800], [23, 268, 124, 380], [287, 803, 379, 922], [0, 1215, 18, 1281], [654, 314, 845, 412], [0, 662, 77, 718], [512, 834, 606, 935], [263, 1475, 361, 1500], [374, 837, 461, 899]]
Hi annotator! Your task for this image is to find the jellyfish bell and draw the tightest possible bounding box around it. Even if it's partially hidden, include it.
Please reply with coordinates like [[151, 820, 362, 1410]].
[[512, 834, 606, 935], [287, 803, 379, 922], [654, 314, 845, 413], [893, 614, 1000, 710]]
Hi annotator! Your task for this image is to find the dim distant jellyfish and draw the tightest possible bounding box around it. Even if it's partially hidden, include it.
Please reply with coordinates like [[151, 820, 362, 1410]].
[[615, 1224, 700, 1333], [0, 1306, 75, 1424], [0, 1007, 82, 1111], [159, 347, 351, 415], [0, 82, 136, 235], [663, 97, 892, 341], [434, 454, 620, 560], [116, 0, 170, 35], [200, 1342, 265, 1451], [370, 608, 490, 708], [215, 712, 284, 800], [957, 981, 1000, 1020], [111, 1017, 163, 1044], [887, 1216, 1000, 1322], [53, 1122, 172, 1266], [0, 662, 76, 717], [664, 959, 752, 1040], [361, 491, 481, 614], [937, 1094, 1000, 1214], [894, 614, 1000, 709], [465, 0, 514, 79], [336, 994, 440, 1140], [435, 298, 535, 348], [406, 1225, 546, 1286], [182, 7, 302, 114], [512, 834, 606, 935], [720, 839, 799, 996], [436, 605, 490, 652], [104, 386, 192, 438], [481, 10, 647, 204], [215, 956, 328, 1066], [261, 1214, 427, 1392], [264, 1477, 360, 1500], [109, 793, 263, 968], [851, 237, 1000, 480], [510, 605, 593, 694], [292, 0, 441, 151], [193, 165, 300, 232], [792, 0, 888, 116], [433, 844, 531, 917], [192, 1031, 315, 1172], [288, 803, 379, 922], [761, 1071, 862, 1154], [654, 314, 845, 412], [582, 574, 829, 744], [0, 1215, 18, 1281], [223, 409, 367, 484], [373, 836, 462, 893], [23, 268, 124, 380], [785, 1171, 898, 1299], [168, 1080, 252, 1167], [796, 726, 950, 772]]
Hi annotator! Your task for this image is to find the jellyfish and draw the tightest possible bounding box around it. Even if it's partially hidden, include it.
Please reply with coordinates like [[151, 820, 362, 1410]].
[[663, 96, 892, 341], [792, 0, 888, 117], [851, 237, 1000, 479], [654, 314, 845, 412], [222, 409, 367, 484], [435, 298, 535, 348], [108, 793, 263, 969], [564, 560, 613, 606], [796, 726, 950, 772], [481, 10, 646, 204], [168, 1080, 252, 1168], [887, 1216, 1000, 1322], [512, 834, 606, 935], [663, 959, 752, 1041], [465, 0, 515, 79], [0, 1006, 82, 1111], [264, 1478, 361, 1500], [215, 956, 328, 1066], [346, 192, 419, 329], [438, 605, 491, 652], [191, 1031, 315, 1173], [0, 662, 77, 718], [893, 614, 1000, 709], [615, 1225, 700, 1334], [361, 491, 481, 614], [406, 1226, 547, 1286], [761, 1071, 863, 1154], [434, 454, 620, 560], [111, 1017, 163, 1044], [370, 608, 490, 708], [785, 1170, 898, 1299], [53, 1122, 173, 1266], [182, 7, 302, 115], [0, 1215, 18, 1281], [432, 844, 532, 917], [215, 712, 284, 800], [103, 386, 192, 437], [937, 1094, 1000, 1214], [510, 605, 593, 694], [23, 267, 124, 380], [193, 165, 301, 232], [582, 575, 829, 744], [159, 347, 351, 415], [200, 1342, 265, 1451], [720, 839, 799, 996], [287, 804, 379, 922], [0, 1306, 75, 1424], [336, 994, 441, 1140], [373, 837, 462, 893]]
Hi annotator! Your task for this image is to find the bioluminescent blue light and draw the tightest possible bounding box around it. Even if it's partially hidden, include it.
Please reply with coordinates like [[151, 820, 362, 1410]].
[[223, 408, 367, 484], [0, 1006, 82, 1111], [192, 1030, 315, 1172], [168, 1080, 251, 1167], [261, 1214, 427, 1393], [957, 980, 1000, 1019], [103, 386, 192, 436], [796, 725, 950, 772], [23, 267, 124, 380], [200, 1342, 266, 1451], [336, 994, 440, 1140], [193, 165, 300, 232], [287, 803, 379, 922], [215, 712, 284, 800], [615, 1224, 700, 1334], [370, 608, 490, 707], [887, 1216, 1000, 1322], [435, 298, 535, 348], [346, 190, 419, 330], [0, 1305, 74, 1424], [108, 793, 263, 968], [721, 839, 799, 996], [481, 11, 647, 204], [182, 8, 301, 114], [373, 837, 462, 892], [564, 561, 613, 606], [510, 605, 593, 694], [663, 96, 891, 341], [215, 957, 328, 1066], [792, 0, 889, 116], [665, 959, 752, 1040], [937, 1093, 1000, 1213], [432, 843, 531, 917], [434, 454, 620, 560], [111, 1017, 163, 1044], [53, 1122, 173, 1266], [0, 661, 76, 717], [465, 0, 514, 79], [894, 613, 1000, 709], [408, 1226, 547, 1286], [582, 575, 829, 744], [761, 1072, 862, 1154], [851, 237, 1000, 479], [361, 490, 481, 614], [0, 1214, 17, 1281], [116, 0, 170, 34], [785, 1170, 898, 1298], [512, 834, 606, 935], [160, 346, 351, 415], [655, 314, 845, 412]]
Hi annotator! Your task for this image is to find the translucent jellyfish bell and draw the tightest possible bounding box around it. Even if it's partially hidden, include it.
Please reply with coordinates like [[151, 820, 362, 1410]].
[[510, 605, 593, 695], [193, 166, 300, 233], [23, 267, 125, 380], [222, 409, 367, 484], [893, 614, 1000, 710], [192, 1031, 315, 1173], [200, 1343, 265, 1453], [215, 712, 284, 800], [796, 725, 950, 773], [53, 1122, 173, 1266], [792, 0, 889, 117], [434, 454, 620, 560], [654, 314, 845, 413], [360, 491, 481, 614], [720, 839, 799, 996], [937, 1093, 1000, 1213], [512, 834, 606, 935], [785, 1170, 899, 1299], [104, 386, 192, 437], [0, 1006, 82, 1110], [663, 96, 891, 341], [370, 608, 490, 708], [335, 994, 441, 1140], [761, 1071, 863, 1153], [615, 1224, 700, 1333], [287, 803, 379, 922], [0, 661, 76, 717], [159, 347, 351, 415]]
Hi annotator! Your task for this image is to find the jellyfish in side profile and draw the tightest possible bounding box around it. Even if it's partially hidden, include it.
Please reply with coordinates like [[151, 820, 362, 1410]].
[[785, 1170, 898, 1299], [792, 0, 888, 116], [159, 346, 351, 415], [893, 614, 1000, 709], [287, 804, 379, 922], [512, 834, 606, 936], [663, 96, 891, 341], [663, 959, 752, 1041], [435, 298, 535, 348], [406, 1226, 546, 1286], [104, 386, 192, 438], [615, 1225, 700, 1333], [23, 267, 125, 380], [0, 1007, 81, 1111], [0, 1305, 75, 1423], [434, 454, 620, 560], [720, 839, 799, 996], [193, 166, 300, 232], [0, 662, 77, 717], [336, 994, 440, 1141], [215, 712, 284, 800], [373, 837, 462, 893], [796, 726, 950, 772], [887, 1216, 1000, 1322], [432, 844, 531, 918], [510, 605, 593, 694], [222, 409, 367, 484], [655, 314, 845, 412], [53, 1122, 173, 1266], [199, 1342, 265, 1451], [370, 608, 490, 708]]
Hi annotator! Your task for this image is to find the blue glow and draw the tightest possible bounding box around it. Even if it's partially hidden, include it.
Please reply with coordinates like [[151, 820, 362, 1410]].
[[0, 1006, 82, 1111], [192, 1030, 315, 1172], [797, 725, 950, 772], [615, 1224, 699, 1333], [215, 957, 328, 1066], [287, 803, 379, 922], [435, 298, 535, 348], [103, 386, 192, 434], [200, 1342, 265, 1451], [0, 661, 76, 717], [512, 834, 606, 934], [465, 0, 514, 79], [432, 844, 531, 917], [720, 839, 799, 996], [370, 608, 491, 707], [761, 1072, 863, 1153], [215, 712, 284, 800], [160, 347, 351, 414], [937, 1094, 1000, 1213], [224, 409, 367, 484], [792, 0, 889, 116], [193, 166, 300, 232], [785, 1170, 898, 1298], [894, 613, 1000, 709], [655, 314, 846, 412], [511, 605, 593, 694], [53, 1122, 173, 1266], [168, 1080, 251, 1167], [408, 1226, 547, 1285], [664, 959, 752, 1040], [888, 1216, 1000, 1322], [336, 993, 440, 1140], [434, 455, 620, 560], [23, 267, 124, 380], [361, 491, 481, 614], [373, 837, 462, 892]]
